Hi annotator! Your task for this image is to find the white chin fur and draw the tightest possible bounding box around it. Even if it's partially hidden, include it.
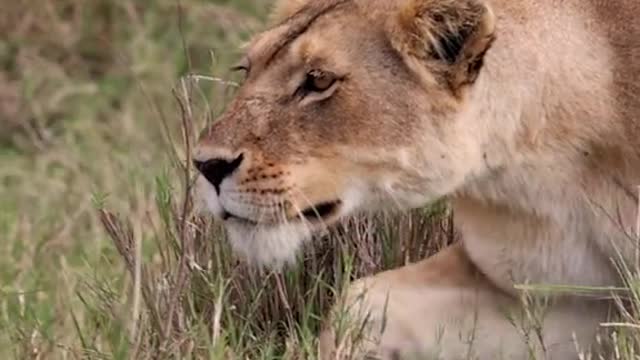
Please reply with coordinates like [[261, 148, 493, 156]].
[[194, 177, 318, 268], [225, 220, 315, 269]]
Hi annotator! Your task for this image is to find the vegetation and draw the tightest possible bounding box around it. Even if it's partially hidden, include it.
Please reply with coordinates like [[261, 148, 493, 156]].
[[1, 0, 637, 359], [0, 1, 453, 358]]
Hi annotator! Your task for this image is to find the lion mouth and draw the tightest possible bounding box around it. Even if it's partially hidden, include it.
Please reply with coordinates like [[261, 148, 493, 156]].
[[299, 200, 342, 222], [223, 200, 342, 226], [217, 199, 345, 266]]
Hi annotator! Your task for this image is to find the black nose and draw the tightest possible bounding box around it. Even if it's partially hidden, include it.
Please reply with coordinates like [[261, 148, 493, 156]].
[[194, 154, 244, 193]]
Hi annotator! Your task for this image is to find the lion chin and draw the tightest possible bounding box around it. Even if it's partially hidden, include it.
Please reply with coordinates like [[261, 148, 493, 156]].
[[225, 220, 313, 268], [193, 177, 308, 267], [194, 176, 365, 268]]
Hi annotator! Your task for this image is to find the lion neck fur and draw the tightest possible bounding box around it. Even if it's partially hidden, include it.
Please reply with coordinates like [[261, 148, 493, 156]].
[[450, 0, 640, 293]]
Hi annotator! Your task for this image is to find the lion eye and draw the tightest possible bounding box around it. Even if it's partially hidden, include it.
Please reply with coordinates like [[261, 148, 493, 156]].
[[304, 70, 336, 92], [231, 57, 251, 78], [231, 64, 249, 74]]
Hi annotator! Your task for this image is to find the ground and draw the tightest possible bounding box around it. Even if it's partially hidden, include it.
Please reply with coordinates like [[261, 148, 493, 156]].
[[0, 1, 637, 359]]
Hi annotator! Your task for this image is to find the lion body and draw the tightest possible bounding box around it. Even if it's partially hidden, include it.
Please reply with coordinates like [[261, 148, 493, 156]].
[[194, 0, 640, 358]]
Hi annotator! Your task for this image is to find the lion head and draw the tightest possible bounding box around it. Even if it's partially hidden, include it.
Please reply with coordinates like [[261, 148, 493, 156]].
[[193, 0, 497, 266]]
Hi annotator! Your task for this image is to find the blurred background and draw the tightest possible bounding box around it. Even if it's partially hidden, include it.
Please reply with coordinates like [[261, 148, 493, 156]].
[[0, 1, 454, 358]]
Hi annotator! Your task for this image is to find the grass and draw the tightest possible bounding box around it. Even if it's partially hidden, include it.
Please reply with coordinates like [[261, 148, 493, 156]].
[[1, 0, 639, 359], [0, 0, 454, 358]]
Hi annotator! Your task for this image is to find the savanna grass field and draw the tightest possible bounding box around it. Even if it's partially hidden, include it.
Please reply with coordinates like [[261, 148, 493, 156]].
[[1, 1, 639, 359]]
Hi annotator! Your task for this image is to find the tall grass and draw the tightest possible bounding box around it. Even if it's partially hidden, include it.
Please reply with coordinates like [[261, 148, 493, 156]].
[[1, 0, 639, 359], [0, 0, 263, 357], [0, 0, 454, 358]]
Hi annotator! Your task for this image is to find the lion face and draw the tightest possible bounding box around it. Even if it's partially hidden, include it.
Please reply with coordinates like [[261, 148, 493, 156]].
[[193, 0, 497, 266]]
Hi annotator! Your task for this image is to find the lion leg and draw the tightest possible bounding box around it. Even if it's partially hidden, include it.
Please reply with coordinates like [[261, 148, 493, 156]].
[[319, 244, 609, 360]]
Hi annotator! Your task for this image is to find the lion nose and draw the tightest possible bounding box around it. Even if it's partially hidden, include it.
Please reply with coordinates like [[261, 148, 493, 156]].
[[194, 153, 244, 193]]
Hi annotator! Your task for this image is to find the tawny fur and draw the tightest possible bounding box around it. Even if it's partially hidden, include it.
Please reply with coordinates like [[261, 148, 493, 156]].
[[193, 0, 640, 358], [268, 0, 308, 24]]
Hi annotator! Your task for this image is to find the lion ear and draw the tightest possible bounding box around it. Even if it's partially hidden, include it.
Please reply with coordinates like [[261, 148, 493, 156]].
[[268, 0, 310, 24], [387, 0, 496, 92]]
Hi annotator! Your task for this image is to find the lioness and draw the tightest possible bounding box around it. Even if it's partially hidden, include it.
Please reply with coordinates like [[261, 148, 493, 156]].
[[192, 0, 640, 358]]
